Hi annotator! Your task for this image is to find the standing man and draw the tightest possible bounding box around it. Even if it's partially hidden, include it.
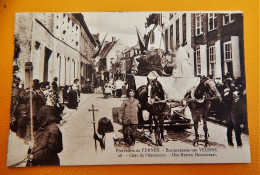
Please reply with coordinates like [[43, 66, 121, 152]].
[[118, 89, 140, 146], [125, 69, 136, 97], [10, 76, 21, 132], [10, 76, 29, 138], [29, 80, 47, 140], [51, 77, 59, 93], [115, 78, 123, 98], [51, 77, 60, 105]]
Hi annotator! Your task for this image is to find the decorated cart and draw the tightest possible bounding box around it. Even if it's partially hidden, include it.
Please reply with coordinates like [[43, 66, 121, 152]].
[[134, 75, 200, 131]]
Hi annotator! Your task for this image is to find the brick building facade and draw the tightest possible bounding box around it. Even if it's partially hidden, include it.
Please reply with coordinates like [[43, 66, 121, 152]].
[[163, 12, 244, 80], [191, 13, 244, 79]]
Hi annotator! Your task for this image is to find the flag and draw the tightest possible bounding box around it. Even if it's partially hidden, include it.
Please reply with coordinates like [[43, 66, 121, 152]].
[[93, 33, 107, 58], [144, 31, 151, 50], [136, 27, 146, 54]]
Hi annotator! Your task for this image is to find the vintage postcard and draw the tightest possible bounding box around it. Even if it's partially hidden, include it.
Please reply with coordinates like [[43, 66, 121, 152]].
[[7, 11, 250, 167]]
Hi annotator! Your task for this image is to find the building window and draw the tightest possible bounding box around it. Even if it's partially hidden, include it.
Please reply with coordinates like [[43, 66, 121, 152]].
[[165, 29, 168, 52], [76, 42, 78, 46], [56, 25, 59, 29], [76, 26, 78, 31], [63, 30, 66, 35], [68, 17, 70, 23], [208, 45, 216, 77], [170, 25, 173, 50], [176, 19, 179, 45], [72, 22, 74, 27], [35, 41, 40, 50], [224, 42, 232, 61], [208, 13, 217, 31], [223, 13, 234, 25], [182, 14, 186, 43], [195, 49, 201, 76], [63, 14, 66, 18], [195, 13, 203, 36], [224, 41, 233, 74]]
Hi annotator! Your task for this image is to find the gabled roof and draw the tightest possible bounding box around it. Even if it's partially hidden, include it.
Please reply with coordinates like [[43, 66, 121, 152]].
[[100, 40, 117, 59], [92, 34, 100, 41], [124, 46, 134, 53], [123, 44, 140, 54]]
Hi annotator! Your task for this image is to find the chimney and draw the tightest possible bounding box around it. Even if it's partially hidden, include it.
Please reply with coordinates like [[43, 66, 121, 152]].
[[112, 37, 116, 42]]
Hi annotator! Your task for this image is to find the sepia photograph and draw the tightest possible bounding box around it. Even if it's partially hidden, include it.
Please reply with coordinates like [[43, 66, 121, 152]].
[[7, 12, 250, 167]]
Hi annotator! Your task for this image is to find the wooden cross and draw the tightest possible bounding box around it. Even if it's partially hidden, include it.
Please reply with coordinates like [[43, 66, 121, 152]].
[[88, 104, 98, 151]]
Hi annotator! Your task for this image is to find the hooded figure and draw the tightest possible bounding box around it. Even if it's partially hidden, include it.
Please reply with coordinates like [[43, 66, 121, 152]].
[[31, 101, 63, 166]]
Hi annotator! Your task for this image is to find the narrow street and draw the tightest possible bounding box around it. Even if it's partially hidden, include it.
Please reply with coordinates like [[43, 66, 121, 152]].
[[58, 93, 250, 165], [6, 11, 252, 168], [7, 92, 250, 166]]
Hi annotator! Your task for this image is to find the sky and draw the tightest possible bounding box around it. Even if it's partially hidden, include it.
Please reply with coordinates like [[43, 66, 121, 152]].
[[83, 12, 151, 47]]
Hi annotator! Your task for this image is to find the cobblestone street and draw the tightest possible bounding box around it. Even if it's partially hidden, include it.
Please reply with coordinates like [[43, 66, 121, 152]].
[[58, 93, 250, 165]]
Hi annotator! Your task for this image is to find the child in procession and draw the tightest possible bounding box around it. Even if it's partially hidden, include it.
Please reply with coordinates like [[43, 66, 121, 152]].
[[118, 89, 141, 147], [93, 117, 118, 152]]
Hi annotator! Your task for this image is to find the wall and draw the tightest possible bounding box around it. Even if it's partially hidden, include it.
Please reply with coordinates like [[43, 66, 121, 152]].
[[192, 13, 244, 79], [13, 13, 92, 86], [164, 12, 194, 76]]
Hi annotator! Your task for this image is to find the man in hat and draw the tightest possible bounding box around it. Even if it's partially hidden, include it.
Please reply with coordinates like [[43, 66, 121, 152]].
[[11, 76, 21, 113], [125, 69, 136, 97], [28, 80, 48, 136], [118, 89, 141, 146], [51, 77, 60, 105], [39, 81, 50, 101], [11, 76, 30, 139], [10, 76, 21, 132], [52, 77, 59, 94]]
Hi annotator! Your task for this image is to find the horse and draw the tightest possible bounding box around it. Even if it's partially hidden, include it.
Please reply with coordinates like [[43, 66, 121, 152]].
[[136, 77, 170, 146], [185, 76, 222, 147]]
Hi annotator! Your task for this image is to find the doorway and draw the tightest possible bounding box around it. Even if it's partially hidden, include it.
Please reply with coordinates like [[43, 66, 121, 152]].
[[43, 47, 52, 82]]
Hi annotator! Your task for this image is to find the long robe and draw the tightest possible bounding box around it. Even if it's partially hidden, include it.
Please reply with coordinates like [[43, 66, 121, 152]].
[[32, 105, 63, 166]]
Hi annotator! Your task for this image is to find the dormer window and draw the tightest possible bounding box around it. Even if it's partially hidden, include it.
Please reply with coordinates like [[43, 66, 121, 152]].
[[208, 13, 217, 31], [223, 13, 234, 26], [195, 13, 203, 36]]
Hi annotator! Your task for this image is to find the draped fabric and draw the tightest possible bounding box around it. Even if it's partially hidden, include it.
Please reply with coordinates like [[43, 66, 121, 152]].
[[171, 46, 193, 77], [134, 76, 200, 101]]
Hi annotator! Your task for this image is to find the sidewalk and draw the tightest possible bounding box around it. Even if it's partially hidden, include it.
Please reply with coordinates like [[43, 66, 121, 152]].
[[6, 93, 94, 167], [6, 131, 29, 167]]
